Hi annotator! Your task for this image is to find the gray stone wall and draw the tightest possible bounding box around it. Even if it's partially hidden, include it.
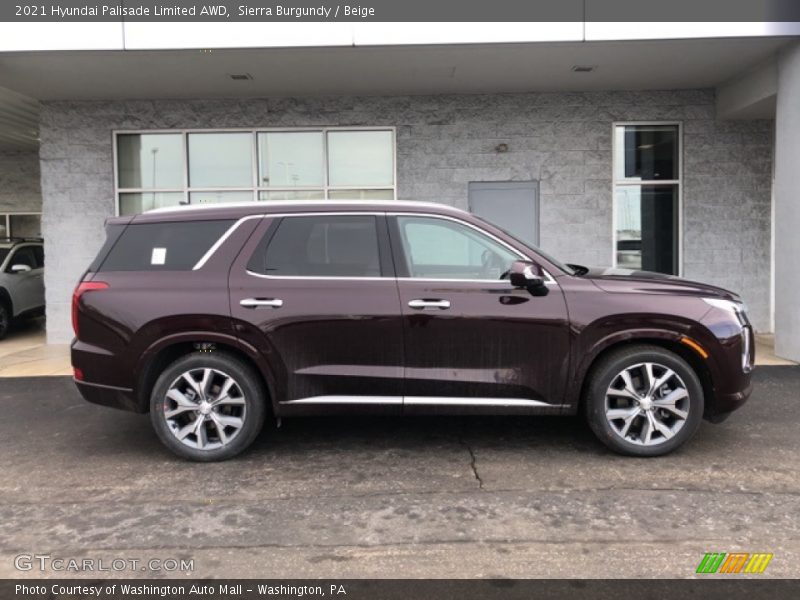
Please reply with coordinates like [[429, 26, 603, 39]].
[[0, 150, 41, 213], [39, 90, 773, 342]]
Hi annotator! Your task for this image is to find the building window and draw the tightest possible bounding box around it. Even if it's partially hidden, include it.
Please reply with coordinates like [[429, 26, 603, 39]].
[[1, 213, 42, 238], [613, 124, 680, 275], [115, 128, 396, 215]]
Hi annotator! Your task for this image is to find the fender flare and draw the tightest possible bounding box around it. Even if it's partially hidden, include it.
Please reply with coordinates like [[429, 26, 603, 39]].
[[136, 331, 280, 414]]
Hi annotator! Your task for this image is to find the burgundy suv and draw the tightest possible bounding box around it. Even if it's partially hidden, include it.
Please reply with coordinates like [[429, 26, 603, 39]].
[[72, 201, 753, 461]]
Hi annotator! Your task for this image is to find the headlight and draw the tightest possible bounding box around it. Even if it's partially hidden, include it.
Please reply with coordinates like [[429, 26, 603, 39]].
[[702, 298, 752, 373], [702, 298, 747, 318]]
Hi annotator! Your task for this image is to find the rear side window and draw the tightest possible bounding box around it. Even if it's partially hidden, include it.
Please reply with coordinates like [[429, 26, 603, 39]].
[[99, 220, 234, 271], [256, 216, 381, 277]]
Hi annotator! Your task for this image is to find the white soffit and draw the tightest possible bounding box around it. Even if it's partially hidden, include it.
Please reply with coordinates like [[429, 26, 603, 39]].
[[587, 21, 800, 40], [0, 22, 124, 51], [350, 22, 583, 45], [123, 22, 353, 49]]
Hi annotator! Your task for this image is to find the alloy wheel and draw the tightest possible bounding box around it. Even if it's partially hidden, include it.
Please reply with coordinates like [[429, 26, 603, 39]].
[[163, 368, 247, 450], [604, 362, 690, 446]]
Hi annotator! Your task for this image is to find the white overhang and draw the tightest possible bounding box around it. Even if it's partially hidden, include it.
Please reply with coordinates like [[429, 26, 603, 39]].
[[0, 33, 795, 149]]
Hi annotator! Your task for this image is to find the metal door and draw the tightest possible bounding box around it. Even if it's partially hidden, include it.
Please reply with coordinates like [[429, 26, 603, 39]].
[[468, 181, 539, 246]]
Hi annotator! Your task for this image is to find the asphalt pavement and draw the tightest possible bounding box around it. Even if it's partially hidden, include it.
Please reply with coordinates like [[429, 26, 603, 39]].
[[0, 367, 798, 579]]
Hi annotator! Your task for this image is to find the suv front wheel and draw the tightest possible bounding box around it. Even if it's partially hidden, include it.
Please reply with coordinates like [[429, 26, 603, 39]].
[[584, 345, 704, 457], [150, 353, 267, 461]]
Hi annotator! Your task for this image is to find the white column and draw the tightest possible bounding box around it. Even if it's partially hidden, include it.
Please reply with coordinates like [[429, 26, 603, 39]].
[[774, 41, 800, 361]]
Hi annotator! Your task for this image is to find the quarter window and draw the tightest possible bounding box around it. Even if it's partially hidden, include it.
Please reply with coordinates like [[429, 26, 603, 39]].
[[396, 216, 520, 280], [115, 128, 396, 215], [613, 124, 680, 275], [259, 216, 382, 278], [98, 220, 234, 272]]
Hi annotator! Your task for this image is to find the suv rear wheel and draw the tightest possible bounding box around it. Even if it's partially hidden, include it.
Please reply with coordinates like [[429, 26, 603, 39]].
[[150, 353, 267, 461], [584, 345, 704, 457]]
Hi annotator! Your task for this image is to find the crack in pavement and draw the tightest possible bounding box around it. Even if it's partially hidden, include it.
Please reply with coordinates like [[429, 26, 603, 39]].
[[458, 435, 483, 489]]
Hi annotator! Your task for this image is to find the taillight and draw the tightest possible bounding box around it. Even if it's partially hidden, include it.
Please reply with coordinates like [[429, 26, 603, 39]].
[[72, 281, 109, 337]]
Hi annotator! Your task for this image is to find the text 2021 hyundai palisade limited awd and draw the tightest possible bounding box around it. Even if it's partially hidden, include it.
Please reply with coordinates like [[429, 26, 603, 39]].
[[71, 201, 754, 461]]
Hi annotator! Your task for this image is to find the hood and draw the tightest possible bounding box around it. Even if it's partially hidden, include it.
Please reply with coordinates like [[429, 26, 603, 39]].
[[581, 267, 740, 301]]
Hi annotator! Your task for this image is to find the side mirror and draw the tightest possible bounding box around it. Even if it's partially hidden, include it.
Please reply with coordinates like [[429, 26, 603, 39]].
[[10, 264, 32, 274], [509, 260, 549, 296]]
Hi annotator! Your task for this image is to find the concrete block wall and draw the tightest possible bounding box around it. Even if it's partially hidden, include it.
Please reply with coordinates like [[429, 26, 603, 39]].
[[0, 150, 42, 213], [39, 90, 773, 342]]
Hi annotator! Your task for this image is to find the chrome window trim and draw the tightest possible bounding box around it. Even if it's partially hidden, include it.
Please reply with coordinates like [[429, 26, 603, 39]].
[[389, 212, 557, 285], [195, 210, 557, 285], [192, 214, 265, 270]]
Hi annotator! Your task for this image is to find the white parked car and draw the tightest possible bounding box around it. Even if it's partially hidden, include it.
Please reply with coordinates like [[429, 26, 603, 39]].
[[0, 238, 45, 340]]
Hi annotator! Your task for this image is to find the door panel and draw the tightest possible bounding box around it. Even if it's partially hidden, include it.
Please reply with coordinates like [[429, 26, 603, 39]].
[[389, 214, 570, 411], [229, 215, 404, 412], [397, 279, 570, 406]]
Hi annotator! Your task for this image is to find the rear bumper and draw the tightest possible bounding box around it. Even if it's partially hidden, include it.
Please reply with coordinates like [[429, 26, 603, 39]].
[[74, 379, 141, 413]]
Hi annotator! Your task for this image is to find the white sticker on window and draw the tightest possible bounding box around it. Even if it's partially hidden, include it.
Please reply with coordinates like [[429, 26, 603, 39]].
[[151, 247, 167, 265]]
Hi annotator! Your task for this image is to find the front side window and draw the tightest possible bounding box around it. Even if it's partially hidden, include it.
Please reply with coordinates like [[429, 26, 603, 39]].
[[116, 129, 396, 215], [613, 124, 680, 275], [260, 216, 381, 278], [7, 246, 36, 272], [397, 216, 519, 280]]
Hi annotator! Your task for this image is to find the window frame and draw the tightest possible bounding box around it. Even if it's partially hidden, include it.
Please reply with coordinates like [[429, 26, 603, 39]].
[[388, 213, 557, 285], [245, 212, 394, 281], [392, 214, 523, 282], [611, 121, 683, 276], [113, 127, 398, 216], [1, 212, 42, 239]]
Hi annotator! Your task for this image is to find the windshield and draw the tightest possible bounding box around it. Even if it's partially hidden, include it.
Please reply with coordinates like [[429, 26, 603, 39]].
[[471, 217, 577, 276]]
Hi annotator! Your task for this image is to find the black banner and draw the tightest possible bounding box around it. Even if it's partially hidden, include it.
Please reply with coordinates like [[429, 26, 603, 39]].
[[3, 580, 800, 600], [3, 0, 800, 22]]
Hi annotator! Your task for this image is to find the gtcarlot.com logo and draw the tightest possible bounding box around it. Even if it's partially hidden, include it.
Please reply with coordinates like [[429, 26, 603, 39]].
[[696, 552, 773, 574], [14, 553, 194, 573]]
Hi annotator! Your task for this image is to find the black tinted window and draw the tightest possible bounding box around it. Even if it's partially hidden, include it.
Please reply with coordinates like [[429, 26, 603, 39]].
[[33, 246, 44, 268], [99, 220, 234, 271], [260, 216, 381, 277]]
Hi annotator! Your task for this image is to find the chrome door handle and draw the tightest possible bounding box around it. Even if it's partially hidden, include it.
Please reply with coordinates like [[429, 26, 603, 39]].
[[408, 299, 451, 310], [240, 298, 283, 309]]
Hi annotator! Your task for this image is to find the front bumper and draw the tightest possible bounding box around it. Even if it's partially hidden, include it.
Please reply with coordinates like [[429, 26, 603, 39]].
[[704, 379, 753, 423]]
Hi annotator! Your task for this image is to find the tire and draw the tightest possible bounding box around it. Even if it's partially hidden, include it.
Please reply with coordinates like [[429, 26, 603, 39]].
[[150, 352, 267, 461], [584, 345, 704, 457], [0, 303, 10, 341]]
